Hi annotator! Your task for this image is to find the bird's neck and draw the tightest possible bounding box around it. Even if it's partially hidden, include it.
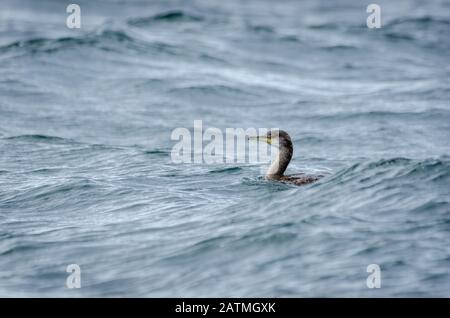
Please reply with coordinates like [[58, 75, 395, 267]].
[[266, 145, 292, 179]]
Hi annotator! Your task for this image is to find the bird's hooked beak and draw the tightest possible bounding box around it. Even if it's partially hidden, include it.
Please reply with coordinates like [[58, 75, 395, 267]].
[[247, 135, 272, 144]]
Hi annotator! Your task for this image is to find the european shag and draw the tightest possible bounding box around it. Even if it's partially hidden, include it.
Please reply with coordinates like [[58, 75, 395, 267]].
[[248, 130, 322, 185]]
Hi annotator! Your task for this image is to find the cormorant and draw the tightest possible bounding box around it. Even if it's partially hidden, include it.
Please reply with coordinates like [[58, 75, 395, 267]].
[[248, 130, 322, 185]]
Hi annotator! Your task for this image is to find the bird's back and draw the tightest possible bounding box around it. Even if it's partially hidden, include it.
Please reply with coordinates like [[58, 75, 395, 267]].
[[279, 174, 323, 185]]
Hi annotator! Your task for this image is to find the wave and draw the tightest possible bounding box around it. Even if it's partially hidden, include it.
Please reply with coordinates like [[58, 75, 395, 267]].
[[0, 30, 180, 56], [245, 23, 302, 43], [327, 157, 450, 187], [1, 135, 125, 152], [307, 22, 341, 30], [209, 167, 242, 174], [143, 149, 170, 158], [319, 44, 359, 51], [302, 109, 448, 121], [0, 178, 99, 207], [168, 84, 261, 98], [246, 24, 275, 34], [382, 15, 450, 49], [3, 134, 71, 143], [127, 10, 204, 27], [0, 33, 114, 54], [385, 16, 450, 28]]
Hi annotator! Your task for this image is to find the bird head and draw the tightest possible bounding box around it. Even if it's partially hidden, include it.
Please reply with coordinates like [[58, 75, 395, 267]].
[[247, 129, 291, 148]]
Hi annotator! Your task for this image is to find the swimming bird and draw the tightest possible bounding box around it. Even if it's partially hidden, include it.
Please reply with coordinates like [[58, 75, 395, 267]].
[[248, 130, 322, 186]]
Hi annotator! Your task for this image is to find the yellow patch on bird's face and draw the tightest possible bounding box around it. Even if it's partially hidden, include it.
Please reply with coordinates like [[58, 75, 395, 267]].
[[248, 135, 273, 145], [258, 136, 271, 144]]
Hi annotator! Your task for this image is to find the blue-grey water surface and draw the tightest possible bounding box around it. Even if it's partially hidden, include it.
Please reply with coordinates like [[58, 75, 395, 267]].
[[1, 0, 450, 297]]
